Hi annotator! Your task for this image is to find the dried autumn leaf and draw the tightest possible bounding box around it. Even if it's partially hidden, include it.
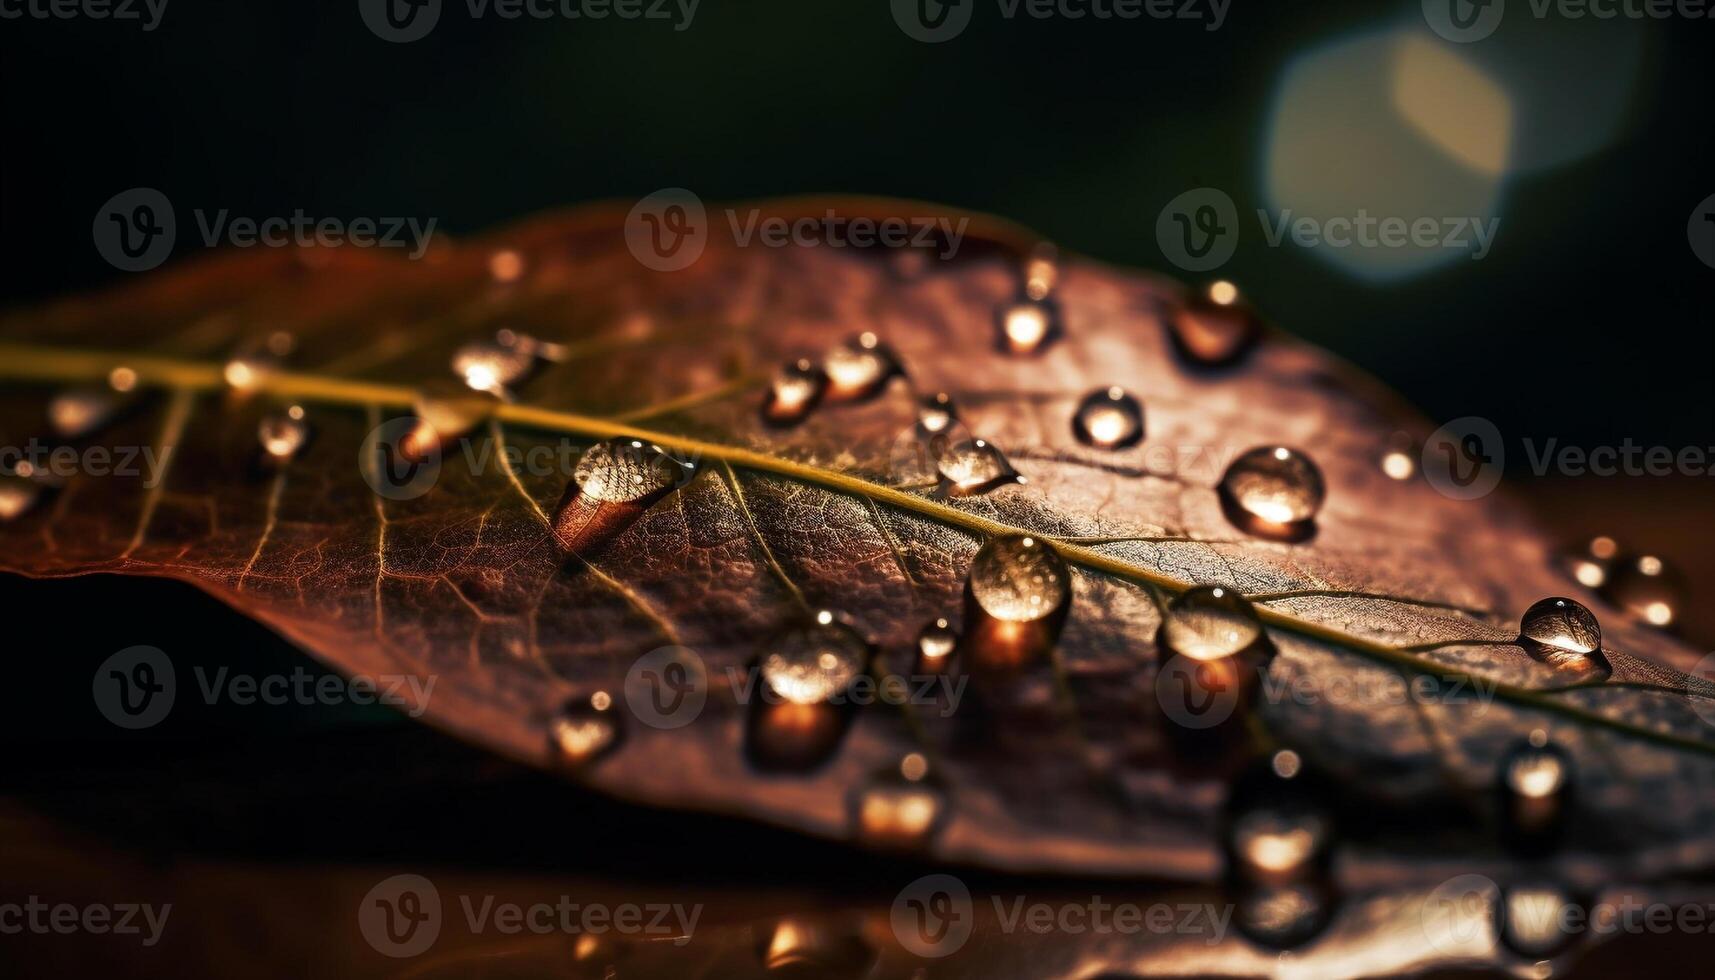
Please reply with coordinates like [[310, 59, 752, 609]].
[[2, 198, 1713, 903]]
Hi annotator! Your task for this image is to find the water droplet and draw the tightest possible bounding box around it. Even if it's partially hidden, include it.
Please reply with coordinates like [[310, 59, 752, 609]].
[[1601, 553, 1684, 630], [48, 386, 130, 439], [1225, 752, 1335, 886], [1218, 446, 1325, 540], [849, 754, 949, 851], [822, 333, 900, 402], [1161, 586, 1266, 661], [963, 534, 1070, 668], [759, 615, 869, 705], [223, 337, 288, 392], [1380, 433, 1417, 480], [931, 430, 1022, 497], [1169, 280, 1262, 367], [1072, 386, 1144, 450], [258, 405, 309, 461], [914, 618, 959, 674], [402, 382, 499, 462], [488, 249, 525, 283], [915, 392, 957, 438], [1499, 735, 1573, 854], [995, 299, 1057, 355], [1563, 535, 1619, 589], [762, 358, 828, 427], [1517, 597, 1610, 682], [755, 918, 874, 977], [452, 333, 538, 396], [1023, 243, 1058, 301], [553, 438, 695, 555], [0, 475, 43, 521], [1497, 884, 1583, 960], [107, 366, 138, 393], [549, 691, 623, 768]]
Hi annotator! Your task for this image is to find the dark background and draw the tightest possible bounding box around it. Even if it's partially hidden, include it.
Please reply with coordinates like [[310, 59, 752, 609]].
[[3, 0, 1711, 450], [1, 4, 1712, 974]]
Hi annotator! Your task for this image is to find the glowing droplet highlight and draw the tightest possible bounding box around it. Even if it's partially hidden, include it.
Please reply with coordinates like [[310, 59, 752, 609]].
[[822, 333, 900, 402], [258, 405, 309, 461], [1072, 386, 1144, 450], [1518, 597, 1609, 682], [1170, 280, 1262, 367], [1219, 446, 1325, 540], [553, 439, 695, 556], [964, 534, 1069, 669], [762, 358, 828, 427]]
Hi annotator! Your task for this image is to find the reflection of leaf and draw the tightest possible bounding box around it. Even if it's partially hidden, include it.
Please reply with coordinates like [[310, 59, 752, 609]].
[[2, 199, 1713, 888]]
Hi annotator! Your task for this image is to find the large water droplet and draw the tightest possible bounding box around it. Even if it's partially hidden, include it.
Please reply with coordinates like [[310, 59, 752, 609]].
[[914, 618, 959, 675], [931, 430, 1022, 497], [1497, 883, 1584, 960], [1601, 553, 1684, 630], [488, 248, 525, 283], [1218, 446, 1325, 540], [748, 614, 868, 773], [1562, 535, 1619, 589], [759, 613, 869, 705], [995, 299, 1058, 355], [1518, 597, 1609, 681], [48, 385, 131, 440], [1499, 732, 1573, 854], [550, 690, 623, 768], [1224, 752, 1338, 946], [821, 333, 900, 402], [554, 439, 695, 556], [1161, 586, 1266, 662], [452, 332, 538, 396], [915, 392, 958, 438], [1169, 279, 1262, 367], [964, 534, 1070, 668], [762, 358, 828, 427], [755, 918, 874, 978], [849, 753, 949, 851], [0, 475, 44, 521], [1072, 386, 1144, 450], [258, 405, 309, 462]]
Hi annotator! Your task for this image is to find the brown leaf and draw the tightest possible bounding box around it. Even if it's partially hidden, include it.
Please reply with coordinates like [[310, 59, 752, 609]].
[[2, 198, 1713, 893]]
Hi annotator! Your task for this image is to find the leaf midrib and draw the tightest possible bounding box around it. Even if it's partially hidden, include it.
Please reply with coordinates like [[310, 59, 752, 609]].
[[3, 340, 1711, 759]]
